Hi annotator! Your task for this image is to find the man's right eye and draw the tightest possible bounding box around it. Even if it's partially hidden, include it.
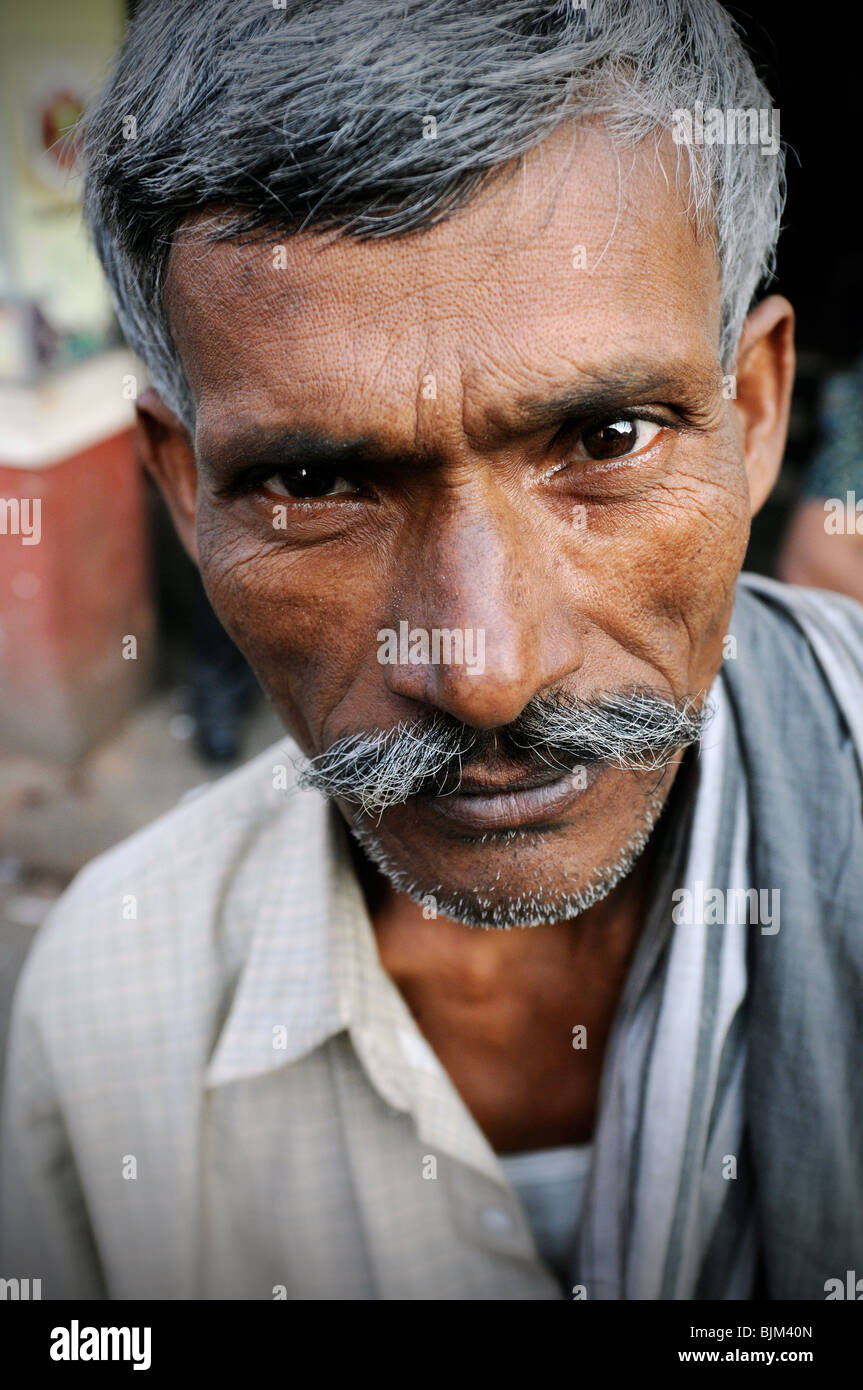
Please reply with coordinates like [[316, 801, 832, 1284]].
[[262, 466, 360, 499]]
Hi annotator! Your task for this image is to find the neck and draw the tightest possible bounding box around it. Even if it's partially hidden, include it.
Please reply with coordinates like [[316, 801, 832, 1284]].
[[346, 758, 694, 1151], [349, 748, 695, 990]]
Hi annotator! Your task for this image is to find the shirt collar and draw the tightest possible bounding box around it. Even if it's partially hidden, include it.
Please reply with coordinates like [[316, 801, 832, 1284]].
[[204, 783, 379, 1086]]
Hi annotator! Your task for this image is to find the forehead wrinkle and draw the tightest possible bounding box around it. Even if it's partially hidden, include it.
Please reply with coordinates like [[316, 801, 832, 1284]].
[[168, 125, 722, 451]]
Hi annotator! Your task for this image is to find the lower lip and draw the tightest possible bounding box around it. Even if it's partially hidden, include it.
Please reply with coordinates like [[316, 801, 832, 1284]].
[[421, 772, 591, 831]]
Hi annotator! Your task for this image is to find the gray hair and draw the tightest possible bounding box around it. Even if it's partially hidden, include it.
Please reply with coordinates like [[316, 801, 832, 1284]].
[[83, 0, 784, 431], [298, 686, 709, 816]]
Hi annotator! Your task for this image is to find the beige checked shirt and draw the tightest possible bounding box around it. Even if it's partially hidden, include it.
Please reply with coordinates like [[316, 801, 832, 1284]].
[[0, 741, 565, 1300]]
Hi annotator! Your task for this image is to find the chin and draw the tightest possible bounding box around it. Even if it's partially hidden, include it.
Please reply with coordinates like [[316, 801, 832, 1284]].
[[348, 788, 666, 930]]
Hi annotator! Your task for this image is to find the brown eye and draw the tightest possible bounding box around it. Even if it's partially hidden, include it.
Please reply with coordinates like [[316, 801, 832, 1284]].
[[264, 466, 358, 499], [577, 417, 661, 462]]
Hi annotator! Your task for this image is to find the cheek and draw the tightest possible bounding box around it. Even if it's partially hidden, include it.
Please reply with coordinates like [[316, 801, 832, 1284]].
[[566, 447, 751, 685], [636, 457, 751, 673], [195, 509, 386, 739]]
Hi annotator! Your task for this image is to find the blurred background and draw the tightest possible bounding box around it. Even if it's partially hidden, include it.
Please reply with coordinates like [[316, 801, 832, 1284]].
[[1, 0, 861, 1059]]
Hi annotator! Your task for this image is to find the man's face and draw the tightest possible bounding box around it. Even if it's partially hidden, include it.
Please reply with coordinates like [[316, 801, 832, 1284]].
[[162, 126, 779, 925]]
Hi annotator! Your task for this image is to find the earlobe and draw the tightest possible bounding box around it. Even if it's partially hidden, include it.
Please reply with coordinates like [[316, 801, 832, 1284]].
[[733, 294, 795, 518], [135, 388, 200, 564]]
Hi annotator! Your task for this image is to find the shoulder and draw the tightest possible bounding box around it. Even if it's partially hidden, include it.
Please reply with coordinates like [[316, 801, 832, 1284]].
[[731, 573, 863, 702], [735, 570, 863, 639], [725, 575, 863, 848], [9, 736, 322, 1039]]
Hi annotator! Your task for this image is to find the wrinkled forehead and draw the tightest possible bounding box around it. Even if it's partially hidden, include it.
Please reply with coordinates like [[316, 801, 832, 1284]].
[[165, 124, 722, 439]]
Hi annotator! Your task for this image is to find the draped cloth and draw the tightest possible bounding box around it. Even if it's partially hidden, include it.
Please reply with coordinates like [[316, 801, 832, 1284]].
[[576, 574, 863, 1301]]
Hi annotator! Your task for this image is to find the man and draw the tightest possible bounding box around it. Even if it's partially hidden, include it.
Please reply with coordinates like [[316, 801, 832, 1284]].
[[2, 0, 862, 1301]]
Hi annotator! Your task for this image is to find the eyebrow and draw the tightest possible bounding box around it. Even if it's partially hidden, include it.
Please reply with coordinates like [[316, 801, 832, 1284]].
[[485, 362, 720, 441], [199, 430, 392, 483], [200, 361, 720, 479]]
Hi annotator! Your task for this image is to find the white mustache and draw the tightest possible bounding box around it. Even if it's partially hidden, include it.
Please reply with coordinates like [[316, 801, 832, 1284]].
[[297, 689, 710, 817]]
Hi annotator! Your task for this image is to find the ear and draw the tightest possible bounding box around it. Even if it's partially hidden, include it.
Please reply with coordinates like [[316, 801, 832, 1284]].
[[135, 388, 199, 564], [732, 294, 795, 517]]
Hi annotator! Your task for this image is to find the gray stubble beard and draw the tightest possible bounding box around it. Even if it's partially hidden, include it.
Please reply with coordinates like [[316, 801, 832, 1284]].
[[348, 786, 667, 930]]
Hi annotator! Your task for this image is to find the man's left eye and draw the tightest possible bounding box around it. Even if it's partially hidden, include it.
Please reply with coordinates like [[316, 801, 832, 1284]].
[[263, 466, 360, 499], [573, 417, 663, 462]]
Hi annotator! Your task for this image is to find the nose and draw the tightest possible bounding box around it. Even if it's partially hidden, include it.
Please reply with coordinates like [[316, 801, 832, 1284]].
[[381, 484, 583, 731]]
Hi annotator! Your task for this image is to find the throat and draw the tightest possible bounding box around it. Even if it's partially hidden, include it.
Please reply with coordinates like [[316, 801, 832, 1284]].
[[369, 851, 657, 1154]]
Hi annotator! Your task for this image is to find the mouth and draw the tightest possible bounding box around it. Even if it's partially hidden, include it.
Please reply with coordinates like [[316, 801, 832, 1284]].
[[417, 766, 595, 831]]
